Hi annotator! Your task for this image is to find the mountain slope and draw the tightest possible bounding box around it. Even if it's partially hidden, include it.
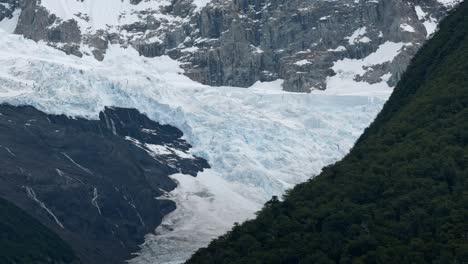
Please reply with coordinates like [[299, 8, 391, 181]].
[[0, 197, 79, 264], [0, 1, 461, 263], [0, 28, 388, 264], [187, 1, 468, 263], [0, 105, 208, 264]]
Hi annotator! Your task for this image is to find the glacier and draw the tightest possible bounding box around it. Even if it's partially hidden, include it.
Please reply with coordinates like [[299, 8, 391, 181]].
[[0, 29, 391, 263]]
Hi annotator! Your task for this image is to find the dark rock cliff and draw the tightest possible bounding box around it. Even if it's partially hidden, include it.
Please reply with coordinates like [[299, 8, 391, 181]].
[[0, 104, 209, 264], [0, 197, 80, 264]]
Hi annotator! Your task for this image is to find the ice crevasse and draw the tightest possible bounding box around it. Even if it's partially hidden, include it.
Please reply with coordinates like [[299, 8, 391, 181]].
[[0, 29, 391, 263]]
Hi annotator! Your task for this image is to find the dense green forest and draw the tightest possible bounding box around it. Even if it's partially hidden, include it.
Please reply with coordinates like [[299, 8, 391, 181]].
[[187, 1, 468, 263], [0, 197, 78, 263]]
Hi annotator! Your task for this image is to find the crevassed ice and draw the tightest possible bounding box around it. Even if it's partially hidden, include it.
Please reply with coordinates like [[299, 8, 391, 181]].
[[0, 31, 390, 263]]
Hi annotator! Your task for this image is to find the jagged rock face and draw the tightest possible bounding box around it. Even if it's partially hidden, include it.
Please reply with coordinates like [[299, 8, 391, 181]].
[[0, 105, 209, 264], [0, 0, 18, 21], [173, 0, 455, 91], [188, 0, 424, 91], [14, 0, 83, 56], [6, 0, 459, 91]]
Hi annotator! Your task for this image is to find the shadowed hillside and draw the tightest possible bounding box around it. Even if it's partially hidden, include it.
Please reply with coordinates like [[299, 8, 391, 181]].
[[0, 197, 79, 264]]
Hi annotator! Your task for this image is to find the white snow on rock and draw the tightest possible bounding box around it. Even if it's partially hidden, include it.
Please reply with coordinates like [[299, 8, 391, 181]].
[[332, 41, 407, 75], [414, 5, 438, 38], [437, 0, 462, 7], [0, 9, 20, 33], [423, 17, 438, 37], [38, 0, 204, 35], [192, 0, 212, 11], [294, 59, 311, 66], [39, 0, 212, 30], [328, 46, 346, 52], [41, 0, 163, 31], [346, 26, 371, 45], [0, 30, 389, 263], [321, 41, 407, 97], [415, 5, 427, 20], [400, 23, 415, 33]]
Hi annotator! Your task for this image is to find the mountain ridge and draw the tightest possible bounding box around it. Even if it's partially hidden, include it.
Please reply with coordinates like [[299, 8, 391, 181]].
[[1, 0, 460, 91]]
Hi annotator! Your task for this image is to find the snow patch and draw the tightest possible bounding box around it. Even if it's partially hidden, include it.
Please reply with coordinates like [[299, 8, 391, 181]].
[[38, 0, 193, 36], [192, 0, 212, 11], [437, 0, 462, 7], [294, 59, 311, 66], [415, 6, 427, 20], [328, 46, 346, 52], [414, 5, 438, 38], [423, 18, 438, 37], [346, 27, 370, 45], [400, 23, 415, 33], [332, 42, 407, 76], [322, 42, 407, 97], [0, 9, 20, 33]]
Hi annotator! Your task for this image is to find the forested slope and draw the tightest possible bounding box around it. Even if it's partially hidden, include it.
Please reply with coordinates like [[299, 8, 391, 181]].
[[187, 1, 468, 263]]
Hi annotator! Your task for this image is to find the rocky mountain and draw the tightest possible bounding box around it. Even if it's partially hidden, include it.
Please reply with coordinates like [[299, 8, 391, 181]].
[[0, 0, 460, 92], [187, 1, 468, 262], [0, 104, 208, 263], [0, 0, 464, 264]]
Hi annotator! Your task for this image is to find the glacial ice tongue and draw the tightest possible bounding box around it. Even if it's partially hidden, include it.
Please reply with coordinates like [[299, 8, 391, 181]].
[[0, 31, 389, 263]]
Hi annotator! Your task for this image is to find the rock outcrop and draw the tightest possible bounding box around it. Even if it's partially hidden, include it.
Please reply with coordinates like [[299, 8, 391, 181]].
[[0, 0, 18, 21], [0, 104, 209, 264], [4, 0, 459, 92]]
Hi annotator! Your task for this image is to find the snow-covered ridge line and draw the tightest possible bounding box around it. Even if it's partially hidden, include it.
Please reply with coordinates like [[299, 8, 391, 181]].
[[0, 31, 387, 263], [40, 0, 209, 32], [7, 0, 457, 93]]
